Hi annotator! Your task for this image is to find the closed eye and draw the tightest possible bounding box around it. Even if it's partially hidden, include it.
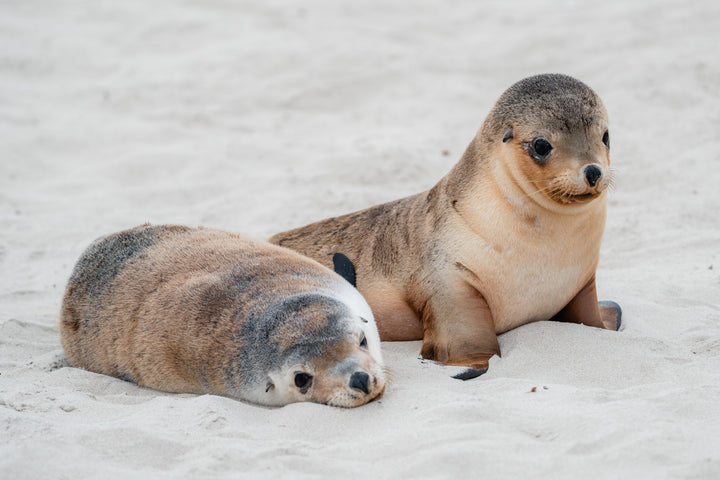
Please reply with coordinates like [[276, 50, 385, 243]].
[[359, 334, 368, 349]]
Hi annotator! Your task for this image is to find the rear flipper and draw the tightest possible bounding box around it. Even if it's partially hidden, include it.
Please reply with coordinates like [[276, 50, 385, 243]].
[[332, 253, 357, 288]]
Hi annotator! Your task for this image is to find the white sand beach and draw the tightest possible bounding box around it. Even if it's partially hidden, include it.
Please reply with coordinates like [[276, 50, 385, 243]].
[[1, 0, 719, 478]]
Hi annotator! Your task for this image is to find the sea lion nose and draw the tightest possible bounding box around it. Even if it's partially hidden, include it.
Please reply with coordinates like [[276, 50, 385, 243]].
[[349, 371, 370, 395], [584, 164, 602, 187]]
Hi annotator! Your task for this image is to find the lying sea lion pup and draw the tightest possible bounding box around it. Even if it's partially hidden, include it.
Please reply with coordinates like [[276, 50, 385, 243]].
[[270, 74, 622, 378], [60, 224, 386, 407]]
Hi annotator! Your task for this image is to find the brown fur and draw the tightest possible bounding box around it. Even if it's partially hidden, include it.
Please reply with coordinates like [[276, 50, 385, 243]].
[[60, 224, 385, 407], [269, 74, 621, 371]]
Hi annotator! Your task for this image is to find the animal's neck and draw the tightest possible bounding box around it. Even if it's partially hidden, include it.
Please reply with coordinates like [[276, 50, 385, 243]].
[[442, 135, 488, 202]]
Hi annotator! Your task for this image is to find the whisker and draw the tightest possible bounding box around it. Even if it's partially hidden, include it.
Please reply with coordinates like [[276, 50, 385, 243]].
[[381, 366, 394, 385], [528, 178, 561, 197], [607, 168, 618, 191]]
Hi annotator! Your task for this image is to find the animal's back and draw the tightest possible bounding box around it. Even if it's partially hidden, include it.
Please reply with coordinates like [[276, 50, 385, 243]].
[[60, 224, 190, 367]]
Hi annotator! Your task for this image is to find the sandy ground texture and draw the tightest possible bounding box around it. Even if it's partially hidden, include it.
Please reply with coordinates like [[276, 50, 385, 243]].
[[2, 0, 720, 478]]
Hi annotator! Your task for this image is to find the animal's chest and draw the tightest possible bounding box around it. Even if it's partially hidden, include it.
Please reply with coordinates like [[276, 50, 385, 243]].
[[463, 218, 602, 334]]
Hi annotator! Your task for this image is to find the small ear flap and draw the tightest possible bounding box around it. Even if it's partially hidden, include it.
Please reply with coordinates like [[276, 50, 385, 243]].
[[333, 252, 357, 288], [502, 128, 514, 143]]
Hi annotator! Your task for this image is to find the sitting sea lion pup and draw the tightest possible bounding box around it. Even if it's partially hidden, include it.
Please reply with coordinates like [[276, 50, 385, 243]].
[[269, 74, 621, 378], [60, 224, 386, 407]]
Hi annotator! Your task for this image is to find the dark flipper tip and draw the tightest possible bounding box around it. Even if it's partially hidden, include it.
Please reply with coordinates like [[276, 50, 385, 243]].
[[452, 367, 488, 381], [599, 300, 622, 330], [332, 252, 357, 288]]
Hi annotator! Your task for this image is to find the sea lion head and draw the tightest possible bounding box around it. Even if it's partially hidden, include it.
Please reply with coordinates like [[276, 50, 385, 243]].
[[243, 293, 386, 408], [485, 74, 613, 210]]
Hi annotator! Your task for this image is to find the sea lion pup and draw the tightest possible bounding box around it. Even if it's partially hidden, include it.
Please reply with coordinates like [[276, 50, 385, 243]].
[[269, 73, 622, 377], [60, 224, 386, 407]]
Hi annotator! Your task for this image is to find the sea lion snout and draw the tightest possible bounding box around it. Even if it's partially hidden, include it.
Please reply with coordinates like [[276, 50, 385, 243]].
[[349, 371, 370, 394], [584, 164, 603, 187], [313, 350, 386, 407]]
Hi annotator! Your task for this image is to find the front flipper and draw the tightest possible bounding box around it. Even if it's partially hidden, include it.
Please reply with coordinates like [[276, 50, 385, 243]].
[[552, 276, 622, 331], [598, 300, 622, 330], [419, 281, 499, 379], [452, 367, 489, 380]]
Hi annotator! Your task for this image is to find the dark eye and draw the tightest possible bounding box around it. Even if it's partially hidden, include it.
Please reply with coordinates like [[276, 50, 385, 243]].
[[359, 334, 368, 349], [533, 138, 553, 158], [294, 372, 313, 393], [602, 130, 610, 149]]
